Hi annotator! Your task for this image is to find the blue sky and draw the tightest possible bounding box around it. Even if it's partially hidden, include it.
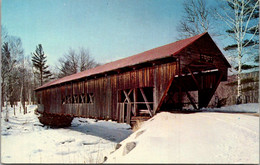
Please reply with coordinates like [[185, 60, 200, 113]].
[[2, 0, 218, 67]]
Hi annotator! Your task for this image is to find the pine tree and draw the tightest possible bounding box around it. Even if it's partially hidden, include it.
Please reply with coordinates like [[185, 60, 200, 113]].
[[31, 44, 52, 86]]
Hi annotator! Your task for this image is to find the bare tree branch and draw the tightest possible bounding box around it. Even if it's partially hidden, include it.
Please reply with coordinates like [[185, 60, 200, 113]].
[[57, 47, 98, 78]]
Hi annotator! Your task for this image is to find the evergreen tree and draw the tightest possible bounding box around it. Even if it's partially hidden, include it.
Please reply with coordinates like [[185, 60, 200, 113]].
[[31, 44, 52, 86]]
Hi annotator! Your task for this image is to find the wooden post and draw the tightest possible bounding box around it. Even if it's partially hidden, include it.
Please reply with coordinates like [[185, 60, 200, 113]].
[[126, 103, 131, 124], [120, 103, 125, 123], [133, 88, 137, 116]]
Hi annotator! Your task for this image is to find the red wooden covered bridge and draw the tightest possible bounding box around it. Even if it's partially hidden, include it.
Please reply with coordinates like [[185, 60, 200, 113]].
[[35, 32, 231, 127]]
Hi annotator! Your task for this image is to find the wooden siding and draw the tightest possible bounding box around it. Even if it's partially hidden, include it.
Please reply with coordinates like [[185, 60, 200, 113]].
[[35, 33, 231, 125], [37, 62, 178, 121]]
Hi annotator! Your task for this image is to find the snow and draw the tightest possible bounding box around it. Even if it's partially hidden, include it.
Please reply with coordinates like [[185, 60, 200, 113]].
[[1, 103, 259, 163], [105, 104, 259, 164], [202, 103, 259, 113], [1, 103, 132, 163]]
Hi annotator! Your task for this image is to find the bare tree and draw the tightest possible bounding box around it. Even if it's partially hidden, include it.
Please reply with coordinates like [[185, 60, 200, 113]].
[[24, 56, 34, 105], [177, 0, 214, 38], [0, 26, 9, 112], [8, 37, 24, 111], [215, 0, 259, 103], [57, 47, 98, 78], [66, 48, 78, 73], [78, 47, 97, 71], [19, 56, 26, 114], [1, 27, 36, 117], [1, 25, 8, 42], [1, 43, 11, 110], [1, 35, 24, 120], [1, 42, 12, 119], [57, 48, 79, 78]]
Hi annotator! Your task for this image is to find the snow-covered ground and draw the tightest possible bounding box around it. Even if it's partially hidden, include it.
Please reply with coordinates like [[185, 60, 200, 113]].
[[1, 104, 132, 163], [105, 103, 259, 164], [202, 103, 259, 113], [1, 103, 259, 164]]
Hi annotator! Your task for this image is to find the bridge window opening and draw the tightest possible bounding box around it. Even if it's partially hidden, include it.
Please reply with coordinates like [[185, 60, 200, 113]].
[[72, 95, 79, 103], [118, 89, 134, 103], [62, 93, 94, 104], [79, 93, 85, 103], [136, 87, 153, 113], [86, 93, 94, 103], [118, 87, 154, 121], [63, 95, 72, 104]]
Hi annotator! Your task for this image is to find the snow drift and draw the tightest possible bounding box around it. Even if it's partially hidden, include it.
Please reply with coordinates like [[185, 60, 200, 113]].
[[202, 103, 259, 113], [1, 103, 259, 164], [105, 107, 259, 163]]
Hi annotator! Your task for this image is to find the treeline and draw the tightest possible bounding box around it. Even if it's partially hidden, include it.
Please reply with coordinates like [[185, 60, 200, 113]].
[[1, 27, 99, 113]]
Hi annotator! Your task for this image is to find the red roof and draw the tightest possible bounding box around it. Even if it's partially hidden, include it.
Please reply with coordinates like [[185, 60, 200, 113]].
[[36, 32, 216, 90]]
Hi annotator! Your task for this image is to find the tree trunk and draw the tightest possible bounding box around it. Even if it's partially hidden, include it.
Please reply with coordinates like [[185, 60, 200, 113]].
[[32, 71, 36, 104], [1, 82, 5, 112], [20, 85, 23, 113], [23, 85, 26, 114], [5, 90, 9, 122], [14, 104, 16, 116], [40, 70, 43, 86], [21, 85, 26, 114], [28, 89, 31, 105], [236, 44, 242, 104]]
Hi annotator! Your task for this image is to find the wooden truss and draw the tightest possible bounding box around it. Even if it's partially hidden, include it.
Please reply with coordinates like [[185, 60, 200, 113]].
[[63, 93, 94, 104], [118, 88, 154, 124]]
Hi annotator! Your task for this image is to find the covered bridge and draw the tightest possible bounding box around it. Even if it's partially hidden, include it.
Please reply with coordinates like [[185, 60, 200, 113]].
[[35, 32, 231, 126]]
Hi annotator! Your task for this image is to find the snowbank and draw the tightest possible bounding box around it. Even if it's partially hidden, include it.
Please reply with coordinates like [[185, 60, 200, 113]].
[[202, 103, 259, 113], [1, 103, 259, 163], [105, 110, 259, 164], [1, 104, 132, 163]]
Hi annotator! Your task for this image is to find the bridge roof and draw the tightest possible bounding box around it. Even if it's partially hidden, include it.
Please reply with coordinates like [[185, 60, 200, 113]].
[[36, 32, 230, 90]]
